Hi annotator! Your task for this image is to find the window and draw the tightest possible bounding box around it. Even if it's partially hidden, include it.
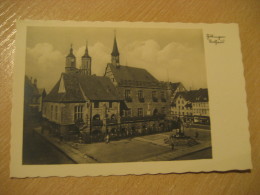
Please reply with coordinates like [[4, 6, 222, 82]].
[[55, 105, 58, 120], [126, 108, 132, 117], [74, 105, 83, 121], [138, 90, 144, 102], [109, 102, 113, 108], [161, 91, 165, 99], [50, 105, 53, 119], [94, 102, 99, 108], [138, 90, 143, 99], [161, 107, 166, 114], [44, 106, 47, 115], [137, 108, 143, 117], [125, 89, 131, 98], [161, 91, 166, 102], [125, 90, 132, 102], [152, 91, 157, 102]]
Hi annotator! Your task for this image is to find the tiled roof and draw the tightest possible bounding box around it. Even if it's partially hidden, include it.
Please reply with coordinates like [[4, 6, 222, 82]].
[[44, 73, 123, 102], [174, 88, 209, 102], [108, 63, 160, 88]]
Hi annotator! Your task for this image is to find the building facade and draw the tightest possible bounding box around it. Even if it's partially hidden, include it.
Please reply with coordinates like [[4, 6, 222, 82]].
[[43, 44, 123, 137], [104, 36, 172, 133], [24, 76, 46, 120], [41, 35, 209, 140], [171, 89, 210, 124]]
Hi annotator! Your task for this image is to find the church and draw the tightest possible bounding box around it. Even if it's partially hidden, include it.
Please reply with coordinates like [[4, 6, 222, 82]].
[[42, 35, 174, 138]]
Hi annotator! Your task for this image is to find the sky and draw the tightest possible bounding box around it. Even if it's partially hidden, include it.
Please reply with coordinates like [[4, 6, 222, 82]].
[[26, 26, 208, 92]]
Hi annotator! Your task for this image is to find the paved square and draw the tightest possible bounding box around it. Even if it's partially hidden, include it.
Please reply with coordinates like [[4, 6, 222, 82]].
[[77, 138, 171, 163]]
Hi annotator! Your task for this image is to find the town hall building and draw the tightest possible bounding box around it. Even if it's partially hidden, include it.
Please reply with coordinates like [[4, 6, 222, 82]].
[[42, 34, 206, 139]]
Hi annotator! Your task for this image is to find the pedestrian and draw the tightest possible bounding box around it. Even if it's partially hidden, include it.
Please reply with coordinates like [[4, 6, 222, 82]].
[[195, 131, 199, 139], [105, 134, 110, 144], [170, 135, 175, 151]]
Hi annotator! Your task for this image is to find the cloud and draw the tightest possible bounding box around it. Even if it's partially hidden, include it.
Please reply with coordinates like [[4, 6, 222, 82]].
[[121, 40, 207, 89], [26, 40, 207, 92], [26, 43, 64, 92]]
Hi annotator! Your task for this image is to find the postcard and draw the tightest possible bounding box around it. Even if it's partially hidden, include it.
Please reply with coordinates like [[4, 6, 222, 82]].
[[10, 20, 252, 177]]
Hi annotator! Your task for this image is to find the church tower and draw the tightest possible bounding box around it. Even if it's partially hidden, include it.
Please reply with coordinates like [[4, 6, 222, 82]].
[[111, 34, 120, 66], [65, 44, 77, 73], [81, 42, 92, 75]]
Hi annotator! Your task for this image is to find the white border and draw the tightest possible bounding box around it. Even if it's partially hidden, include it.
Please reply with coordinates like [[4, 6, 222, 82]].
[[10, 21, 252, 177]]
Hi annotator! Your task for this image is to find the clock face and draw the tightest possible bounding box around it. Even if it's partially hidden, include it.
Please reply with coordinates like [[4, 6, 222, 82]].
[[71, 59, 75, 62]]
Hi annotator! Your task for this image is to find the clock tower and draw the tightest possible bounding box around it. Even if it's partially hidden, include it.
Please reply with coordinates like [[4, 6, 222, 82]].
[[65, 44, 77, 73]]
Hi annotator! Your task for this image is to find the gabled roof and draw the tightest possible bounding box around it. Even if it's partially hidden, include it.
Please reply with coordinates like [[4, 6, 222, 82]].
[[170, 82, 181, 91], [44, 73, 123, 103], [174, 88, 209, 102], [107, 63, 160, 88]]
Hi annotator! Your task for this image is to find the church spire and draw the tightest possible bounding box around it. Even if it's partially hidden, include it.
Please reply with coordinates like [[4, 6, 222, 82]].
[[111, 31, 120, 66], [82, 41, 90, 58], [81, 41, 92, 75]]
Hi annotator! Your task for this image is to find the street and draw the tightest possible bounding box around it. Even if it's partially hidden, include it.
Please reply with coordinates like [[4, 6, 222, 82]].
[[174, 148, 212, 160], [22, 121, 75, 164]]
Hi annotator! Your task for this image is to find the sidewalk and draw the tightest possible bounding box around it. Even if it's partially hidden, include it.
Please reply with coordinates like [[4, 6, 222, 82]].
[[34, 127, 97, 163]]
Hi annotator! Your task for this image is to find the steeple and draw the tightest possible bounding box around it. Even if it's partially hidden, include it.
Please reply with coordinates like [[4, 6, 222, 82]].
[[82, 41, 90, 58], [111, 32, 120, 66], [81, 41, 92, 75], [65, 44, 77, 73]]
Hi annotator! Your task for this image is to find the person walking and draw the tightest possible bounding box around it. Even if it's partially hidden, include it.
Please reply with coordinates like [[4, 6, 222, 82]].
[[105, 134, 110, 144], [170, 135, 175, 151]]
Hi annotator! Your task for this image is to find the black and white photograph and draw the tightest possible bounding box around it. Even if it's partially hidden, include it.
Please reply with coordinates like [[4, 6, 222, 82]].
[[11, 21, 251, 177], [23, 25, 212, 164]]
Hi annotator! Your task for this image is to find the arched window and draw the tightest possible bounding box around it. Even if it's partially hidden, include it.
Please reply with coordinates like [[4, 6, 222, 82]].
[[153, 109, 158, 116], [93, 114, 100, 120]]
